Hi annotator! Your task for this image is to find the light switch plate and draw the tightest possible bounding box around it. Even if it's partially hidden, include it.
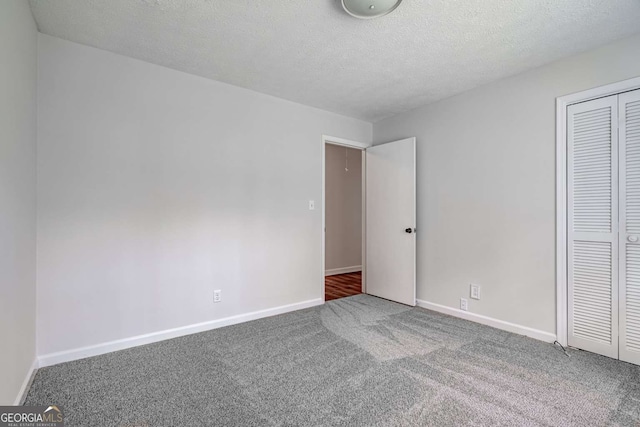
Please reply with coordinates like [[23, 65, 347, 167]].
[[309, 200, 315, 210]]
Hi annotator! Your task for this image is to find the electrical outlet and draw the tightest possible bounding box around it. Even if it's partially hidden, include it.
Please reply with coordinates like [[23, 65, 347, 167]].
[[470, 284, 481, 300], [213, 290, 221, 303], [308, 200, 315, 210], [460, 298, 468, 311]]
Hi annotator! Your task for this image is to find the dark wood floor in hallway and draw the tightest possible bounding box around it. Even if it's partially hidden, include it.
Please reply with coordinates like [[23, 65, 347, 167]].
[[325, 271, 362, 301]]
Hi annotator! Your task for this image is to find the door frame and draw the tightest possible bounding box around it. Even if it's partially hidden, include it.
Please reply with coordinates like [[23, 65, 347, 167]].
[[322, 135, 371, 302], [556, 76, 640, 346]]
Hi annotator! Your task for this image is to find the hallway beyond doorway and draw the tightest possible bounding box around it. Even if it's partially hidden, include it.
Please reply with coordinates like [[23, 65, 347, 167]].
[[325, 272, 362, 301]]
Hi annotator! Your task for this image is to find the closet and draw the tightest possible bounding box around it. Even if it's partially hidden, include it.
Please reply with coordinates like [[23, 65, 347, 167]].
[[568, 88, 640, 364]]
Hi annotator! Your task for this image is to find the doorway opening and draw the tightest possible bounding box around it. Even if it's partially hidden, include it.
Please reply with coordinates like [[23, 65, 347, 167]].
[[321, 134, 416, 306], [324, 140, 366, 301]]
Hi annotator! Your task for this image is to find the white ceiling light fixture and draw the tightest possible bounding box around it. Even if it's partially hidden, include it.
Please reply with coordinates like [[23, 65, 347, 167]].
[[341, 0, 403, 19]]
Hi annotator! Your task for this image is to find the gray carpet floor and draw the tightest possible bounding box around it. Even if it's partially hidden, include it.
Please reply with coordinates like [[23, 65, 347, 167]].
[[24, 294, 640, 426]]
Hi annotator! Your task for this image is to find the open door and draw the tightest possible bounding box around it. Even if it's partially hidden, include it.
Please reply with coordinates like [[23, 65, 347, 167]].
[[365, 137, 416, 306]]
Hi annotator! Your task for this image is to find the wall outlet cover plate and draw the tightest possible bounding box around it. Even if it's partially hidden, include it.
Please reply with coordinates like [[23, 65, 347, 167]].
[[470, 284, 481, 300]]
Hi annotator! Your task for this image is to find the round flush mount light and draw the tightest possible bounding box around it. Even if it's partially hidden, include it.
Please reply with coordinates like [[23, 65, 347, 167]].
[[341, 0, 403, 19]]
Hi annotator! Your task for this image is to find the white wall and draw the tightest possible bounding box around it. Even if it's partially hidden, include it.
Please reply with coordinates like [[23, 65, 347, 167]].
[[374, 33, 640, 334], [325, 144, 362, 273], [0, 1, 38, 405], [37, 35, 371, 356]]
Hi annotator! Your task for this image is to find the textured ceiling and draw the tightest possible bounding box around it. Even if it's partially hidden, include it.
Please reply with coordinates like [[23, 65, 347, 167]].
[[29, 0, 640, 122]]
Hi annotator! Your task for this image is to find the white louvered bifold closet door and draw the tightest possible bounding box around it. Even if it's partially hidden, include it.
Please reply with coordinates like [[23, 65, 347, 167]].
[[567, 95, 619, 359], [619, 89, 640, 365]]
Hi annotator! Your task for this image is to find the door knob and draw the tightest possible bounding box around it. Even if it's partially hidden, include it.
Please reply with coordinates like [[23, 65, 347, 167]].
[[405, 228, 413, 234], [628, 235, 639, 243]]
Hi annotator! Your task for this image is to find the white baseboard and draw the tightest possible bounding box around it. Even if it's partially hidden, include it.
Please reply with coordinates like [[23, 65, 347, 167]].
[[416, 299, 556, 343], [38, 298, 323, 368], [325, 265, 362, 276], [14, 358, 39, 405]]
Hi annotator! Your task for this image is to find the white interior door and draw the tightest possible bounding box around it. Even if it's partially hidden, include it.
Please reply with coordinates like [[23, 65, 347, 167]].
[[567, 95, 619, 359], [619, 89, 640, 365], [365, 137, 416, 306]]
